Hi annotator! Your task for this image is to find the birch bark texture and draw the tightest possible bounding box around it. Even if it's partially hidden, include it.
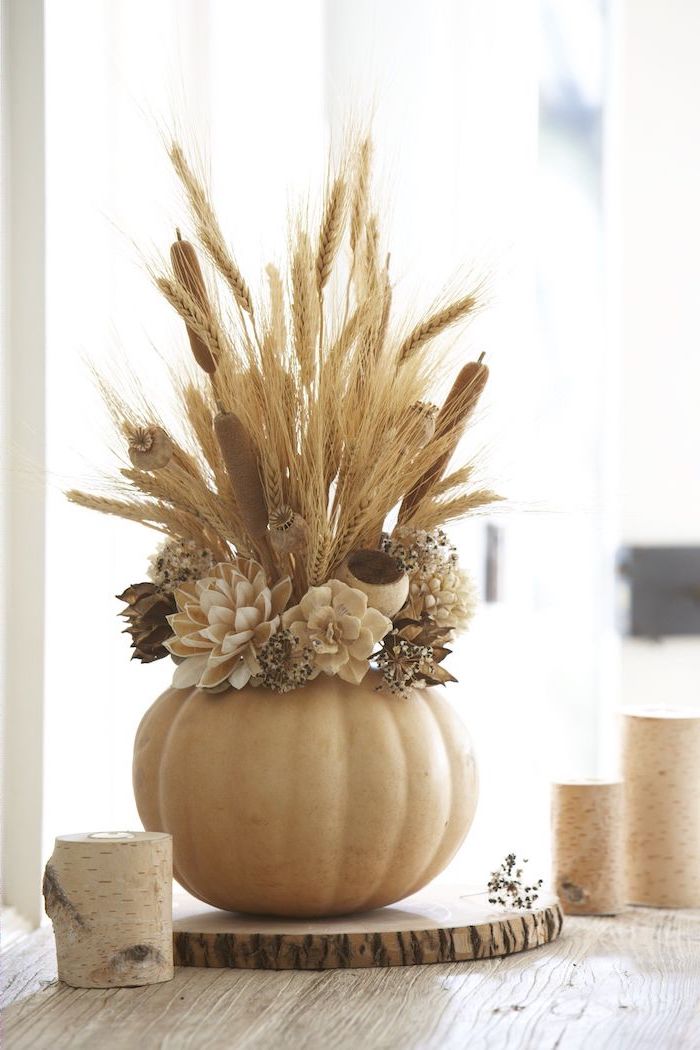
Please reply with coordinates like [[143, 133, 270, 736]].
[[551, 780, 625, 915], [43, 831, 173, 988], [622, 708, 700, 907]]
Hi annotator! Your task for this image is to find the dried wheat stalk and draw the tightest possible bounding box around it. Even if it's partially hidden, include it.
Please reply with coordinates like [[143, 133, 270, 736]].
[[398, 293, 480, 363], [291, 231, 320, 386], [71, 134, 501, 597], [265, 264, 287, 351], [156, 275, 231, 364], [317, 177, 347, 294], [170, 143, 255, 319]]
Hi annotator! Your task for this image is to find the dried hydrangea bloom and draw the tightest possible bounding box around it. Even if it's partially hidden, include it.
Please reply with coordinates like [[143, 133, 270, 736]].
[[165, 559, 292, 690], [282, 579, 391, 684]]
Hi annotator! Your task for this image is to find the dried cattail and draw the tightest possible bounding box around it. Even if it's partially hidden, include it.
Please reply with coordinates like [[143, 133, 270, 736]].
[[128, 426, 173, 471], [399, 357, 488, 522], [268, 505, 309, 556], [170, 232, 217, 374], [335, 549, 409, 618], [213, 412, 269, 540]]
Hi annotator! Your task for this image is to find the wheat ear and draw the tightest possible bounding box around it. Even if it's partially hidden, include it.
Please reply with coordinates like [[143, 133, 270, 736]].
[[156, 275, 230, 364], [265, 264, 287, 350], [350, 137, 372, 254], [316, 176, 346, 294], [170, 143, 255, 319], [409, 488, 504, 530], [398, 293, 479, 363], [291, 232, 319, 386]]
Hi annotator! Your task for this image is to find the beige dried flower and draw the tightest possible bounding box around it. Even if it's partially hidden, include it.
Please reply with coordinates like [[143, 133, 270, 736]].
[[165, 558, 292, 690], [128, 425, 173, 470], [283, 579, 391, 684]]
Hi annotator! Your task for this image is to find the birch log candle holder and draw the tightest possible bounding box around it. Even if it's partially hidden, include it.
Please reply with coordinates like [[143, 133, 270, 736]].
[[43, 831, 173, 988], [551, 780, 625, 915], [622, 707, 700, 907]]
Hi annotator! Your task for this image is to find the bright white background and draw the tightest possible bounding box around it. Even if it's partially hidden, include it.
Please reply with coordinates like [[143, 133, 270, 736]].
[[4, 0, 700, 924]]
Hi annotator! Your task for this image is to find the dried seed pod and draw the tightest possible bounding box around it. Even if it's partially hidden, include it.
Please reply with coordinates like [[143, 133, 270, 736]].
[[128, 426, 173, 471], [170, 232, 217, 374], [335, 549, 409, 618], [268, 505, 309, 556]]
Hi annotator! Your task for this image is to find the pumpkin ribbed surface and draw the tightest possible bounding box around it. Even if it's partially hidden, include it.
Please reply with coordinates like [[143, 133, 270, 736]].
[[133, 671, 477, 917]]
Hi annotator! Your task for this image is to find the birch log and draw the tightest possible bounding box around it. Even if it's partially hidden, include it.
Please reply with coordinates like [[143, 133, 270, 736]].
[[622, 707, 700, 907], [43, 831, 173, 988], [551, 780, 625, 915]]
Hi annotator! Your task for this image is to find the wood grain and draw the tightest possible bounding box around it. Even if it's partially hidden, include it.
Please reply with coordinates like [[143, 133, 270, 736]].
[[3, 908, 699, 1050], [171, 889, 563, 969]]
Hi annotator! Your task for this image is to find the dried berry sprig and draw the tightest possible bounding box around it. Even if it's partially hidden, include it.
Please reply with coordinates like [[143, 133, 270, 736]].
[[256, 628, 315, 694], [487, 853, 544, 910], [381, 527, 457, 574]]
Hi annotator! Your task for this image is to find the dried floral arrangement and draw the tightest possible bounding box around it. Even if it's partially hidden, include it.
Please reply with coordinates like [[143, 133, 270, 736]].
[[68, 136, 502, 696]]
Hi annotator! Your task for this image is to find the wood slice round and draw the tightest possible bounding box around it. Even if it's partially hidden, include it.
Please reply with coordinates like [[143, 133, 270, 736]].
[[172, 886, 563, 970]]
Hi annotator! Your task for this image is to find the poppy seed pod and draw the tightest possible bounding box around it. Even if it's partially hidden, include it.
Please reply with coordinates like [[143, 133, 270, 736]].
[[128, 426, 173, 471], [335, 548, 409, 618], [268, 505, 309, 556]]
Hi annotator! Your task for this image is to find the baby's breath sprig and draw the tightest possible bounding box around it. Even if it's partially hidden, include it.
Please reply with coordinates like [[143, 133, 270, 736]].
[[487, 853, 543, 910], [256, 628, 315, 694], [381, 526, 457, 574]]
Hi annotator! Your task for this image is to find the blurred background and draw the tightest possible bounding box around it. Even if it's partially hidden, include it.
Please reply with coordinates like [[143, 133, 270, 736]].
[[3, 0, 700, 926]]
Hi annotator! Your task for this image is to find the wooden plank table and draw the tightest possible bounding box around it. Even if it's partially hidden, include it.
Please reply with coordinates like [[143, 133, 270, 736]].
[[3, 907, 700, 1049]]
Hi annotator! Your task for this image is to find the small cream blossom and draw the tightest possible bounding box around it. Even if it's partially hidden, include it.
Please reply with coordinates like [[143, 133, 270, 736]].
[[283, 579, 391, 684]]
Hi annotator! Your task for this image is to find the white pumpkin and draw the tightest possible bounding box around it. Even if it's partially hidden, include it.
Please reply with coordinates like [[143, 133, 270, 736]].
[[133, 671, 478, 917]]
